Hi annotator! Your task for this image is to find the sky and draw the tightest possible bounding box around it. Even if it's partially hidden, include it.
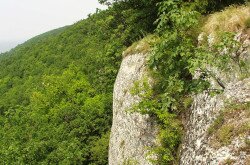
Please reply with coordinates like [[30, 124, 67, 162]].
[[0, 0, 106, 52]]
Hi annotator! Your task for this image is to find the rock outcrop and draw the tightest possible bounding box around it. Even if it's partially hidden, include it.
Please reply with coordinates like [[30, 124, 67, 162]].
[[180, 32, 250, 165], [109, 53, 157, 165], [109, 8, 250, 164], [180, 79, 250, 165]]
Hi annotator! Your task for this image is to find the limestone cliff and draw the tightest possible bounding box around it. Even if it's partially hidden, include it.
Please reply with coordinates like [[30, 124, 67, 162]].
[[109, 41, 249, 165], [109, 7, 250, 165], [109, 52, 157, 165]]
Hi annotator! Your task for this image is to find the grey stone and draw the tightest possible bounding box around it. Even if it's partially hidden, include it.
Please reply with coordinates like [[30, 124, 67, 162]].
[[180, 32, 250, 165], [109, 53, 158, 165]]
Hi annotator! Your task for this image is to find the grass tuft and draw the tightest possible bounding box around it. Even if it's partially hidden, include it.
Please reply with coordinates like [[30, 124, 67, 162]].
[[203, 5, 250, 34], [208, 102, 250, 146], [123, 35, 159, 58]]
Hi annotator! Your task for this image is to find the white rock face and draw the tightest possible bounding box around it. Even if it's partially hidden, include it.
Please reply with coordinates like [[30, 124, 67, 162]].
[[180, 79, 250, 165], [109, 53, 157, 165], [180, 32, 250, 165]]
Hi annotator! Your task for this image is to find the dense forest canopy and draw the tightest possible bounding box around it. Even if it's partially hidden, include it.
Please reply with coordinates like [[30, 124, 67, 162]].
[[0, 0, 247, 164]]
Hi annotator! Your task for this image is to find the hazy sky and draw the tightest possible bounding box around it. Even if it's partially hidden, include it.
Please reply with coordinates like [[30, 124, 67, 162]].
[[0, 0, 106, 43]]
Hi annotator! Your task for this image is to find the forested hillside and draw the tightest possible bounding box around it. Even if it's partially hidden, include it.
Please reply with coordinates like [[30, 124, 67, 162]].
[[0, 0, 248, 164], [0, 2, 158, 163]]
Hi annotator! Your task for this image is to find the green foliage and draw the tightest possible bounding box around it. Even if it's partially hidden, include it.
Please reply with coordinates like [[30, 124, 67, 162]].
[[144, 2, 206, 162], [89, 132, 111, 165], [193, 31, 246, 74], [182, 97, 194, 109], [130, 77, 182, 164], [0, 66, 113, 164], [102, 0, 161, 46], [0, 2, 159, 163]]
